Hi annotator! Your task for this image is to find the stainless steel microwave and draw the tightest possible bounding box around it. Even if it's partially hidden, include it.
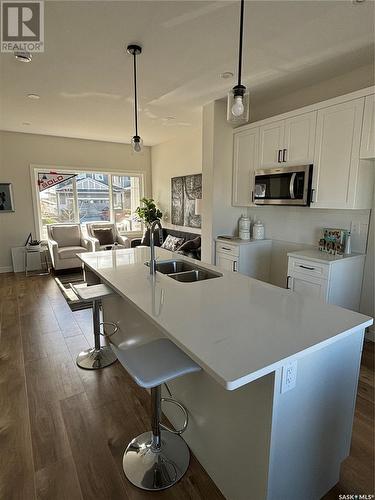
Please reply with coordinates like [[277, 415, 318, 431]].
[[254, 164, 313, 206]]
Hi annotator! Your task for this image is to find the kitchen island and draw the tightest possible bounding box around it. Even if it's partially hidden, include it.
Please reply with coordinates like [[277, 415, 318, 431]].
[[79, 247, 372, 500]]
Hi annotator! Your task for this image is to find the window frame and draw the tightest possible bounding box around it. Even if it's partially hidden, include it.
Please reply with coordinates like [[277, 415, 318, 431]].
[[30, 164, 145, 241]]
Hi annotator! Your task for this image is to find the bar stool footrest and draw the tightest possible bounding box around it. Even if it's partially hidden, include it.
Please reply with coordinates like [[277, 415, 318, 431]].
[[76, 346, 117, 370], [160, 397, 188, 435], [123, 430, 190, 491]]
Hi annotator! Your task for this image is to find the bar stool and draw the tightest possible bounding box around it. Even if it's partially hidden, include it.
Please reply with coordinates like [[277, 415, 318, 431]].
[[111, 338, 201, 491], [71, 283, 118, 370]]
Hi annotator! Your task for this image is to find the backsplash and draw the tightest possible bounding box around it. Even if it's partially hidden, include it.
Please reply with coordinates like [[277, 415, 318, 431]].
[[247, 206, 371, 254]]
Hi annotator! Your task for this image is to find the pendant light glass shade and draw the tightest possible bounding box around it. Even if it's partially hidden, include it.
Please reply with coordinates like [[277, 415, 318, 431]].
[[227, 0, 249, 125], [131, 135, 143, 153], [227, 87, 249, 123]]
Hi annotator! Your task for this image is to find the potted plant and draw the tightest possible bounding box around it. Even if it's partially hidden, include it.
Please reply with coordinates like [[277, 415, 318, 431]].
[[135, 198, 163, 244]]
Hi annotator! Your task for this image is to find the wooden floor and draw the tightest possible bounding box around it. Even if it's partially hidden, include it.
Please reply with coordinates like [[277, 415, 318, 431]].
[[0, 273, 373, 500]]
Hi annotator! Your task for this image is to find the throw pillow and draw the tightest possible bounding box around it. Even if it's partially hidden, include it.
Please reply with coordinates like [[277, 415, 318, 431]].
[[177, 236, 201, 252], [161, 234, 185, 252], [93, 228, 114, 246]]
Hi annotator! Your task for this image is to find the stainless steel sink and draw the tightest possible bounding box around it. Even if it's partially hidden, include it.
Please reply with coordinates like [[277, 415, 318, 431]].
[[169, 269, 222, 282], [145, 259, 222, 282]]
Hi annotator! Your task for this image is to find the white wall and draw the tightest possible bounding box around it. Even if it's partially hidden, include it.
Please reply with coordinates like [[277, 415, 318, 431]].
[[151, 125, 202, 234], [201, 100, 245, 263], [0, 131, 151, 271], [249, 63, 374, 124]]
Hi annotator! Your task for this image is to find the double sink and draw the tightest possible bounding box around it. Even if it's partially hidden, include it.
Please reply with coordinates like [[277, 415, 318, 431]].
[[145, 259, 222, 283]]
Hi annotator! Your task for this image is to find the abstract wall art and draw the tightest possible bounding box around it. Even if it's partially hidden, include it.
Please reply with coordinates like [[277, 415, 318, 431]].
[[171, 174, 202, 228]]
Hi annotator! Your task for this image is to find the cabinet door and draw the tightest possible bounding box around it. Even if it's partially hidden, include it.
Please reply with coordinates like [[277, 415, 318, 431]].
[[288, 274, 328, 302], [216, 253, 238, 272], [360, 95, 375, 159], [259, 120, 284, 168], [232, 128, 259, 206], [312, 98, 364, 209], [283, 111, 316, 165]]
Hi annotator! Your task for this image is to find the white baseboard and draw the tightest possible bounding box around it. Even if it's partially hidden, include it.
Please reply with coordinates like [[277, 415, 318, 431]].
[[0, 266, 13, 273], [365, 327, 375, 342]]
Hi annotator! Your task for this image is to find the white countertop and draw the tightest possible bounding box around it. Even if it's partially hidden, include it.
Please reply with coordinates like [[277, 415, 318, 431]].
[[79, 247, 372, 390], [287, 248, 365, 264]]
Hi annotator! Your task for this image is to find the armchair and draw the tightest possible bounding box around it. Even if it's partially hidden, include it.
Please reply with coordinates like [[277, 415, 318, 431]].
[[47, 224, 89, 271], [86, 222, 130, 252]]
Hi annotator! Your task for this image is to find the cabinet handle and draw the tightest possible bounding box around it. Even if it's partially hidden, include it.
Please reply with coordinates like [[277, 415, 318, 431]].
[[233, 261, 238, 272], [221, 247, 231, 251], [310, 188, 315, 203], [277, 149, 282, 163], [286, 275, 291, 289], [282, 148, 287, 162], [299, 265, 315, 271], [251, 190, 254, 203]]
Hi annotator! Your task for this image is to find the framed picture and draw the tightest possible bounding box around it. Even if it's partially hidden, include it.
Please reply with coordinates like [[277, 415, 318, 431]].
[[0, 183, 15, 212]]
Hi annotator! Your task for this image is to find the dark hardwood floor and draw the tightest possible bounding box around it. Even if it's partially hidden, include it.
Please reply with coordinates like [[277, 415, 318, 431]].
[[0, 273, 374, 500]]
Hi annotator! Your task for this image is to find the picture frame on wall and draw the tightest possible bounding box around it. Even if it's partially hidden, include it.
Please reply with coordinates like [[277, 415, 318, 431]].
[[0, 183, 15, 212]]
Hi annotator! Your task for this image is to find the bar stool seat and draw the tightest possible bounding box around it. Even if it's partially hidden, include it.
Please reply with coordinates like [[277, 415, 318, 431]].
[[111, 338, 201, 491], [71, 283, 118, 370], [112, 338, 200, 389]]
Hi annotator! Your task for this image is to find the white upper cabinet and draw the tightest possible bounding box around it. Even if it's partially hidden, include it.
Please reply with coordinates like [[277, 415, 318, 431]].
[[360, 94, 375, 159], [259, 111, 316, 168], [232, 128, 259, 206], [283, 112, 317, 165], [312, 98, 366, 209], [259, 121, 284, 168], [232, 88, 375, 210]]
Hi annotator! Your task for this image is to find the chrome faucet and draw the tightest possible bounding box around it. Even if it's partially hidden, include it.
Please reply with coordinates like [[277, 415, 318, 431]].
[[149, 219, 162, 275]]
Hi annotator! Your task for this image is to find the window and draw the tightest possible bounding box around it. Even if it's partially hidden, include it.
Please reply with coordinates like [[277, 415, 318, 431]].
[[35, 169, 143, 239]]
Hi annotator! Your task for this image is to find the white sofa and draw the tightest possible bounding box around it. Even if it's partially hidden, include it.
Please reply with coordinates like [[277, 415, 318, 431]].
[[86, 222, 130, 251], [47, 224, 89, 271]]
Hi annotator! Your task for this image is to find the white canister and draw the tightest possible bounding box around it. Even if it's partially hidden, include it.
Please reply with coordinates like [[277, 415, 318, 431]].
[[239, 215, 251, 240], [253, 220, 265, 240]]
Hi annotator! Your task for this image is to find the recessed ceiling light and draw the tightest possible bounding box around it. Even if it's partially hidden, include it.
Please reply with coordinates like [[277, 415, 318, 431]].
[[27, 94, 40, 100], [22, 122, 31, 126], [165, 116, 176, 120], [352, 0, 366, 3], [220, 71, 234, 79], [14, 51, 32, 62]]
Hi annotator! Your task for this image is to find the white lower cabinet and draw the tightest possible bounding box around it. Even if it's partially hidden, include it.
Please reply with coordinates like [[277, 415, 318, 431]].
[[287, 250, 366, 311], [287, 273, 328, 301], [216, 239, 272, 281]]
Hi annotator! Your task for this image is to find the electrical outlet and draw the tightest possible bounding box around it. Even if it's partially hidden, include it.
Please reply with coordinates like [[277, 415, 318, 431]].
[[281, 360, 298, 393]]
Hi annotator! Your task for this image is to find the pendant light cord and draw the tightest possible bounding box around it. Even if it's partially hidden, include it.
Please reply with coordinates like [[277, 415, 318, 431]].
[[133, 52, 139, 136], [237, 0, 244, 87]]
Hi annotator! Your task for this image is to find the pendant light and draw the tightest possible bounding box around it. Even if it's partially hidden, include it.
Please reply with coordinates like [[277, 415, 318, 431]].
[[127, 44, 143, 153], [227, 0, 249, 124]]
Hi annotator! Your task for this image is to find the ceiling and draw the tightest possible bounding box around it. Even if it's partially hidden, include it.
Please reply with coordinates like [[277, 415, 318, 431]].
[[0, 0, 374, 146]]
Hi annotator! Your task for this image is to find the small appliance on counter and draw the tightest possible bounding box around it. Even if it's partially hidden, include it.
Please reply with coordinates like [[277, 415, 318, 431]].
[[238, 215, 251, 240], [253, 220, 265, 240], [318, 228, 349, 255]]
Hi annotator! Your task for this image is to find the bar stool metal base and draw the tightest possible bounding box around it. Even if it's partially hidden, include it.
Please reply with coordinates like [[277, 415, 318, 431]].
[[123, 430, 190, 491], [76, 346, 117, 370]]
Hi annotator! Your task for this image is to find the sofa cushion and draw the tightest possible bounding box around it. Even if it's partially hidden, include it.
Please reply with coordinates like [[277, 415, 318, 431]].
[[177, 236, 201, 252], [93, 228, 114, 246], [161, 234, 185, 252], [57, 246, 88, 260], [52, 225, 81, 246]]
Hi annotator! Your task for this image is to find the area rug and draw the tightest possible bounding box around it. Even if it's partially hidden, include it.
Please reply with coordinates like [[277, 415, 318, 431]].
[[54, 270, 93, 311]]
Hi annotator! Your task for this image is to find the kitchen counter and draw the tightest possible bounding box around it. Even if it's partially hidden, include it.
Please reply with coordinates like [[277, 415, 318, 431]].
[[80, 247, 371, 390], [79, 247, 372, 500], [287, 248, 365, 264]]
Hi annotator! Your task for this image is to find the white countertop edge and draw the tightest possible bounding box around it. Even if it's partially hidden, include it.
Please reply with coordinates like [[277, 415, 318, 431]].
[[80, 254, 372, 391], [287, 250, 365, 265], [225, 320, 372, 390]]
